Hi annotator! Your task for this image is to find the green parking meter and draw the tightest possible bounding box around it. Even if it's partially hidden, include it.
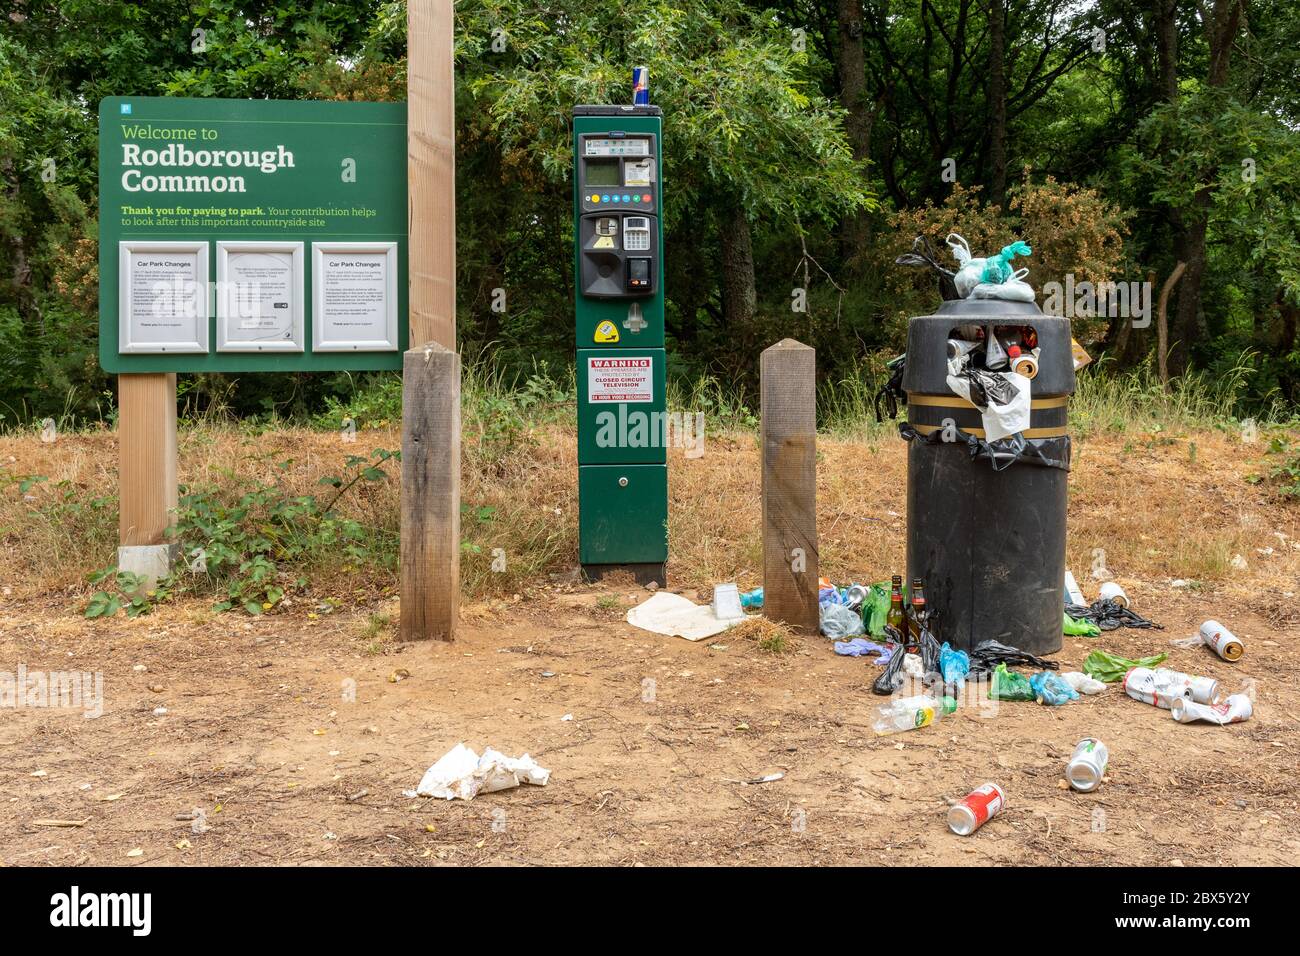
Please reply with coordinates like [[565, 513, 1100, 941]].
[[573, 103, 667, 584]]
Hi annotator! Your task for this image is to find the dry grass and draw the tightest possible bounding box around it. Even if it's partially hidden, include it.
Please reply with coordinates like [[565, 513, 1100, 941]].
[[727, 615, 802, 655], [2, 414, 1297, 618]]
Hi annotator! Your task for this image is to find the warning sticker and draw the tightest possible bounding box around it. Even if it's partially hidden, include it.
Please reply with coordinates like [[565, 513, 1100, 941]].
[[588, 356, 654, 403]]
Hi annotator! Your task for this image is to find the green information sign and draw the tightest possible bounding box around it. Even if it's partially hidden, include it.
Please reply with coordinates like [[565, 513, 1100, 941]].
[[98, 96, 407, 373]]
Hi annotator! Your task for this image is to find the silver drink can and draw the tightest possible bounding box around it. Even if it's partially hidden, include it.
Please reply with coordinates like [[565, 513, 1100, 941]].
[[1067, 737, 1109, 792]]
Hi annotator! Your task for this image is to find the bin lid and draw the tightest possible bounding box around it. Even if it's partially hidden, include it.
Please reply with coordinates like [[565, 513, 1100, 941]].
[[928, 298, 1043, 317]]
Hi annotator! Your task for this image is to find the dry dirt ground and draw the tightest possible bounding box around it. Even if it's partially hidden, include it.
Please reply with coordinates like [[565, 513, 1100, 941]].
[[1, 427, 1298, 866]]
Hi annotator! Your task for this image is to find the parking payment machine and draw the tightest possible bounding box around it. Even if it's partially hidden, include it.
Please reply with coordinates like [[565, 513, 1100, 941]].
[[573, 102, 667, 583]]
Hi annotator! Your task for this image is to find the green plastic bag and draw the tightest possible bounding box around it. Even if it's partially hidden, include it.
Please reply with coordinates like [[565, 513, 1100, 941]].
[[979, 241, 1032, 284], [989, 662, 1036, 701], [863, 582, 891, 637], [1083, 649, 1167, 683], [1064, 612, 1101, 637]]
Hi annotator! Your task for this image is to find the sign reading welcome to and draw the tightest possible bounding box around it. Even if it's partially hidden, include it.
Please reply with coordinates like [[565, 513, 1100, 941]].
[[98, 96, 407, 373]]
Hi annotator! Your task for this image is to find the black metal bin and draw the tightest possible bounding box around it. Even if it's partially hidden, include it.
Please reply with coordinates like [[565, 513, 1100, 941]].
[[901, 298, 1074, 655]]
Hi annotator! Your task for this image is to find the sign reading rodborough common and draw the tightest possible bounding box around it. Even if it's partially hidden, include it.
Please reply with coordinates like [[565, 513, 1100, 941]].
[[98, 96, 408, 374]]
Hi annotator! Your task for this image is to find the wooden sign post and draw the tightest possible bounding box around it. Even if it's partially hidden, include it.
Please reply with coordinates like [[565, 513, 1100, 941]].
[[760, 339, 819, 633], [117, 373, 178, 584], [400, 0, 460, 641]]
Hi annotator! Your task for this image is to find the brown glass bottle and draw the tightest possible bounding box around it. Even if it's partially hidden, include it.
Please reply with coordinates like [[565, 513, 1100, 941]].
[[908, 578, 927, 647], [886, 575, 905, 640]]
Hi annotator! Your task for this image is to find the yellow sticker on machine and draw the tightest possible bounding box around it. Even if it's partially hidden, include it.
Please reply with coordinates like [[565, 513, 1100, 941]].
[[593, 320, 620, 344]]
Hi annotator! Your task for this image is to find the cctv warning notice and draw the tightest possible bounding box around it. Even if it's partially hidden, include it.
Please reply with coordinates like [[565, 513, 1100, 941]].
[[587, 356, 654, 403]]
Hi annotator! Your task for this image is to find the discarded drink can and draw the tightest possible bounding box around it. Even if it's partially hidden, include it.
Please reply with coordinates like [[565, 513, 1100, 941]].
[[1199, 620, 1244, 661], [1170, 694, 1253, 725], [1097, 581, 1129, 608], [1159, 668, 1220, 705], [1123, 667, 1192, 709], [632, 66, 650, 105], [947, 782, 1005, 836], [1011, 351, 1039, 380], [947, 338, 980, 360], [1066, 738, 1109, 792]]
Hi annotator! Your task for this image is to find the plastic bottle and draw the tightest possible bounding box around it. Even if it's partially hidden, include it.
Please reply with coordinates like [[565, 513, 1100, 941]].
[[872, 694, 956, 735], [739, 587, 764, 609]]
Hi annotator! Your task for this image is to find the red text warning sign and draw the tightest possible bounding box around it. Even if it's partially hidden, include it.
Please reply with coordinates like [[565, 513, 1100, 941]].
[[587, 356, 654, 403]]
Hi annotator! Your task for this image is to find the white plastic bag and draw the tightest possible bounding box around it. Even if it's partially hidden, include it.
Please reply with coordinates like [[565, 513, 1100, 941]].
[[1060, 671, 1106, 695], [411, 743, 551, 800], [945, 369, 1031, 441]]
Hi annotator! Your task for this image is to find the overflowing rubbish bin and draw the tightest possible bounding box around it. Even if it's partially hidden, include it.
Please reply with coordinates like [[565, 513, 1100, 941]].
[[900, 297, 1074, 655]]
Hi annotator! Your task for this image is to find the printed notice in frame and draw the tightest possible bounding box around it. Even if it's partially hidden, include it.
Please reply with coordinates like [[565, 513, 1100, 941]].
[[312, 242, 399, 351], [118, 240, 209, 354], [216, 241, 304, 352]]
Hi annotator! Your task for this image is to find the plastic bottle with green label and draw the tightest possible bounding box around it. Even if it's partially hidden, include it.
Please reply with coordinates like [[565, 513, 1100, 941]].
[[872, 694, 957, 735]]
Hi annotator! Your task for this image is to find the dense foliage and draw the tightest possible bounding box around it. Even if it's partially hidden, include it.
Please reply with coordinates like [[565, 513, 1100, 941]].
[[1, 0, 1297, 424]]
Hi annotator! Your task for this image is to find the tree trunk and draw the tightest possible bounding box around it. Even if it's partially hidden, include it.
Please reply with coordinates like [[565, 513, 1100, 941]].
[[1166, 0, 1245, 376], [987, 0, 1008, 208], [1278, 294, 1298, 356], [1153, 0, 1179, 103], [836, 0, 873, 271], [1169, 198, 1209, 377], [719, 203, 756, 330], [1157, 261, 1187, 386]]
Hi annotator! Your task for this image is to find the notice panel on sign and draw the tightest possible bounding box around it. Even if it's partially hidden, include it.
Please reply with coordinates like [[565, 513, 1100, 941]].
[[587, 356, 654, 403], [312, 241, 399, 351], [118, 240, 209, 353], [216, 241, 304, 352]]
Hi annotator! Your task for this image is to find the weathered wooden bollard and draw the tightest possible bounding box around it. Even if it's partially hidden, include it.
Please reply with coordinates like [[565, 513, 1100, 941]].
[[400, 344, 460, 642], [760, 339, 819, 633]]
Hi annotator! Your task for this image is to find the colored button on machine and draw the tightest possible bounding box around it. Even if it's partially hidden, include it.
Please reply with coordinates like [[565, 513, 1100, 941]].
[[642, 193, 652, 202], [601, 194, 610, 202], [622, 194, 630, 202]]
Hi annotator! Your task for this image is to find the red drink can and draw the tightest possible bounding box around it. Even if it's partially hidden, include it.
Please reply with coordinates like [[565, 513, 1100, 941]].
[[947, 782, 1006, 835]]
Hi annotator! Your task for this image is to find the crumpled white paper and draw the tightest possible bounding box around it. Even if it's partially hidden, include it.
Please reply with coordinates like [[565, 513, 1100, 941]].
[[627, 590, 736, 642], [408, 743, 551, 801]]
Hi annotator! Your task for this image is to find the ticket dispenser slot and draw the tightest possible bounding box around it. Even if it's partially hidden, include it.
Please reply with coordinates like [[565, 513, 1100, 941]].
[[577, 131, 658, 299]]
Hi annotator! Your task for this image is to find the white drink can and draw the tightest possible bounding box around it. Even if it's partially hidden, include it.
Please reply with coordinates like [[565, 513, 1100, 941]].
[[1159, 669, 1220, 705], [1170, 694, 1253, 725], [1199, 620, 1244, 661], [1123, 667, 1192, 709], [1097, 581, 1129, 607], [1067, 738, 1109, 792]]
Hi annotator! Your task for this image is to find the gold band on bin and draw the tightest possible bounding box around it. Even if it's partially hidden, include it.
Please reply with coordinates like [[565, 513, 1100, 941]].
[[909, 422, 1068, 439], [906, 393, 1069, 410]]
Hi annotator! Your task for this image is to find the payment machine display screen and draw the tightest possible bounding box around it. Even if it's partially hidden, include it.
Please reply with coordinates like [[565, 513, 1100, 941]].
[[585, 159, 621, 186], [585, 138, 650, 157]]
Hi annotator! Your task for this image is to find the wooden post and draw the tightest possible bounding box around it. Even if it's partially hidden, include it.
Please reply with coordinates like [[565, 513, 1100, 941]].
[[118, 372, 178, 584], [760, 339, 819, 633], [400, 345, 460, 641], [401, 1, 459, 640], [407, 0, 456, 350]]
